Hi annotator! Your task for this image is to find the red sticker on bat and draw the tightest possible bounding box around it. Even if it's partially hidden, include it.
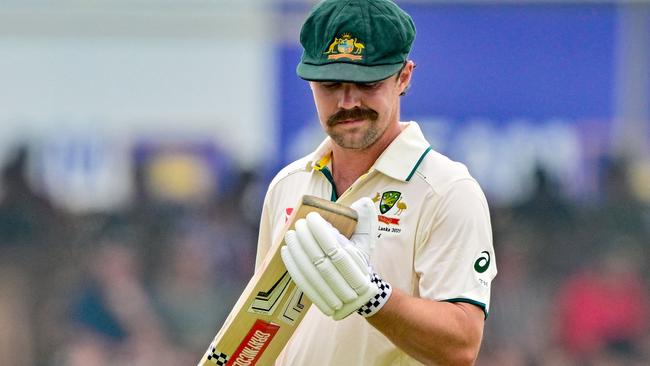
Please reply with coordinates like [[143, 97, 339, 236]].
[[229, 320, 280, 366], [284, 207, 294, 223]]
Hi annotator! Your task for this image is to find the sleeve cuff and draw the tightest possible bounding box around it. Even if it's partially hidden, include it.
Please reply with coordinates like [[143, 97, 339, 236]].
[[442, 298, 489, 319]]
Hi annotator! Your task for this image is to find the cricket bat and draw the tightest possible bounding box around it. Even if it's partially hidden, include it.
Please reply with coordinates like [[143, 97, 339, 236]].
[[198, 195, 358, 366]]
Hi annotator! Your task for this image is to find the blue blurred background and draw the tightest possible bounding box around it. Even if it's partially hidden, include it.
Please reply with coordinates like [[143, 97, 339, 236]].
[[0, 1, 649, 365]]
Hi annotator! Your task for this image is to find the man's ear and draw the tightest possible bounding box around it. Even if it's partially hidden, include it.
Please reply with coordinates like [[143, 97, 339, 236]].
[[398, 60, 415, 95]]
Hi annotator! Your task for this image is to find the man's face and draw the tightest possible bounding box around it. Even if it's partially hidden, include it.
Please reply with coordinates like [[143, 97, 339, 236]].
[[309, 62, 413, 150]]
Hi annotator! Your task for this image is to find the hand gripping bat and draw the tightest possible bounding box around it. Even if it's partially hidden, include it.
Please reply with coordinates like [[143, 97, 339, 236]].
[[198, 195, 357, 366]]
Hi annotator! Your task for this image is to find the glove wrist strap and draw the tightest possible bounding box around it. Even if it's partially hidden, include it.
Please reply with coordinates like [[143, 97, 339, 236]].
[[357, 273, 392, 317]]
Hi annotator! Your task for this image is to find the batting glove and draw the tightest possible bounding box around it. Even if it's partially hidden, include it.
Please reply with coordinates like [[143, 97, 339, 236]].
[[281, 197, 392, 320]]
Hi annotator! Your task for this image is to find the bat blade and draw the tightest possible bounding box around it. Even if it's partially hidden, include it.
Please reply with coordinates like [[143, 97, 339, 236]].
[[198, 195, 358, 366]]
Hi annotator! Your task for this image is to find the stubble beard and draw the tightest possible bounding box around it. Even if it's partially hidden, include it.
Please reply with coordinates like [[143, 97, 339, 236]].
[[328, 121, 381, 150], [326, 107, 382, 150]]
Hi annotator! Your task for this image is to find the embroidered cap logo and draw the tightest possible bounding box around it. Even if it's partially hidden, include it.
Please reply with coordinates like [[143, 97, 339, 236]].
[[324, 33, 364, 61]]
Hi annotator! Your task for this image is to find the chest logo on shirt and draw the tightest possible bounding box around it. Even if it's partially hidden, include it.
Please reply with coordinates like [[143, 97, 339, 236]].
[[378, 191, 402, 214], [373, 191, 407, 216], [372, 191, 407, 233]]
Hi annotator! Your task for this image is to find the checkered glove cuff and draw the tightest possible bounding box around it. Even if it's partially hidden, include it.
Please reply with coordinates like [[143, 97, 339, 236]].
[[357, 272, 392, 317]]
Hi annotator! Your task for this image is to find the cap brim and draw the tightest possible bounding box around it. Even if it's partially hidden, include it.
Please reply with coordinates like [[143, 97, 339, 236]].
[[297, 62, 403, 83]]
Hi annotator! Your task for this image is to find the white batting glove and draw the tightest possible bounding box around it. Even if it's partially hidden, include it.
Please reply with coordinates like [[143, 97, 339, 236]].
[[281, 197, 392, 320]]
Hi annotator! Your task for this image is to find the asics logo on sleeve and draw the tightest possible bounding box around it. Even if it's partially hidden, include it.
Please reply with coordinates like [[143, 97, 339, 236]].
[[474, 251, 491, 273]]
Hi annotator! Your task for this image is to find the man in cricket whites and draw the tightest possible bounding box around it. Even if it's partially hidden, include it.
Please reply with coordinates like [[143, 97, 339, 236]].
[[256, 0, 497, 364]]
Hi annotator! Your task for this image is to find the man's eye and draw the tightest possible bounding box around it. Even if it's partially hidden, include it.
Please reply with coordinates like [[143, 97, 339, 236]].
[[358, 82, 379, 90], [322, 83, 340, 89]]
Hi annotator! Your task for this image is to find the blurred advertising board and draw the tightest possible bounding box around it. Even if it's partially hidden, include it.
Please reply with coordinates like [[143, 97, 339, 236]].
[[276, 3, 617, 204]]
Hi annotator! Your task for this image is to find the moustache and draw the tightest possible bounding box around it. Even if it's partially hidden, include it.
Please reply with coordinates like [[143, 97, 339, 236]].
[[327, 108, 379, 126]]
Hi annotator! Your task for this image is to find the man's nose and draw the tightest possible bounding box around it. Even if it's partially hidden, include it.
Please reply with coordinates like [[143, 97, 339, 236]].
[[337, 84, 362, 110]]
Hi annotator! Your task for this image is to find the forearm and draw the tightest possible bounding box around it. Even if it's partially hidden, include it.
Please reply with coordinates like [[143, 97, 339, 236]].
[[366, 288, 484, 366]]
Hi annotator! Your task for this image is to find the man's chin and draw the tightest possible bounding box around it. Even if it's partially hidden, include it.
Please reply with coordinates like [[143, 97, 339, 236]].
[[330, 134, 378, 150]]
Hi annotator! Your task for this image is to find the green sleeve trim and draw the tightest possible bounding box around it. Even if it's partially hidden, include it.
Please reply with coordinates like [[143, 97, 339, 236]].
[[320, 167, 338, 202], [443, 298, 489, 320], [405, 146, 433, 181]]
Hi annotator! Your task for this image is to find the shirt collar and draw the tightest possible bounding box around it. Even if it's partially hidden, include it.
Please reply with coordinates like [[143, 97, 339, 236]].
[[373, 122, 432, 181], [307, 137, 334, 172], [307, 121, 431, 181]]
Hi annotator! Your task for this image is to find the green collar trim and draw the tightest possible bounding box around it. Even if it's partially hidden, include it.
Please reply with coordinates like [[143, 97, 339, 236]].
[[405, 146, 432, 181], [319, 167, 338, 202]]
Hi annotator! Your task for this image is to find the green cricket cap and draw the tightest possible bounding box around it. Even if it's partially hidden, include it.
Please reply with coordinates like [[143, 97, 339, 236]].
[[297, 0, 416, 83]]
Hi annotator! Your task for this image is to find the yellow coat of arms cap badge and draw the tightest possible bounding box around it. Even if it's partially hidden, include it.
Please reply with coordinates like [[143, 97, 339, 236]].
[[324, 33, 364, 61]]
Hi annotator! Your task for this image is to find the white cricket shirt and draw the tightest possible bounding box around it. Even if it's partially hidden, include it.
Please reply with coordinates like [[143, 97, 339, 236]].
[[256, 122, 496, 366]]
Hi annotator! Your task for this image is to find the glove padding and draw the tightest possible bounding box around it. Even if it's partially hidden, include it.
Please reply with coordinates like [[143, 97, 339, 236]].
[[281, 197, 392, 320]]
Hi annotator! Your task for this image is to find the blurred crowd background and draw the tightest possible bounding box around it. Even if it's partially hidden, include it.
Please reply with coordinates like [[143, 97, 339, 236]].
[[1, 1, 649, 366]]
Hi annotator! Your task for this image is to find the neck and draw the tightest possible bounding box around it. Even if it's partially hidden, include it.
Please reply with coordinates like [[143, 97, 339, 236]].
[[331, 121, 405, 196]]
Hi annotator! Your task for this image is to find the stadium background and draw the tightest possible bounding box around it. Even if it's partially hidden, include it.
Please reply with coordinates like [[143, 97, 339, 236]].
[[0, 1, 648, 365]]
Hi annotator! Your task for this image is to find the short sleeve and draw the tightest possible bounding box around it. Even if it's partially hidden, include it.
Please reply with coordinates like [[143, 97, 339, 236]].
[[415, 179, 497, 317]]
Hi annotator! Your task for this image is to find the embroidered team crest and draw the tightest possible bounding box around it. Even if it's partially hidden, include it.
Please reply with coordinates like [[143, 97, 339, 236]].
[[379, 191, 401, 214], [373, 191, 407, 228], [372, 191, 407, 234], [324, 33, 364, 61]]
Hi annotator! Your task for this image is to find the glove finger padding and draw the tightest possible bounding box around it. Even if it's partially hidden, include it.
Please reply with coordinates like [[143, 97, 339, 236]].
[[328, 245, 369, 295], [294, 219, 324, 262], [306, 213, 369, 295], [342, 243, 370, 277], [280, 244, 335, 316], [298, 216, 358, 303], [285, 230, 342, 310]]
